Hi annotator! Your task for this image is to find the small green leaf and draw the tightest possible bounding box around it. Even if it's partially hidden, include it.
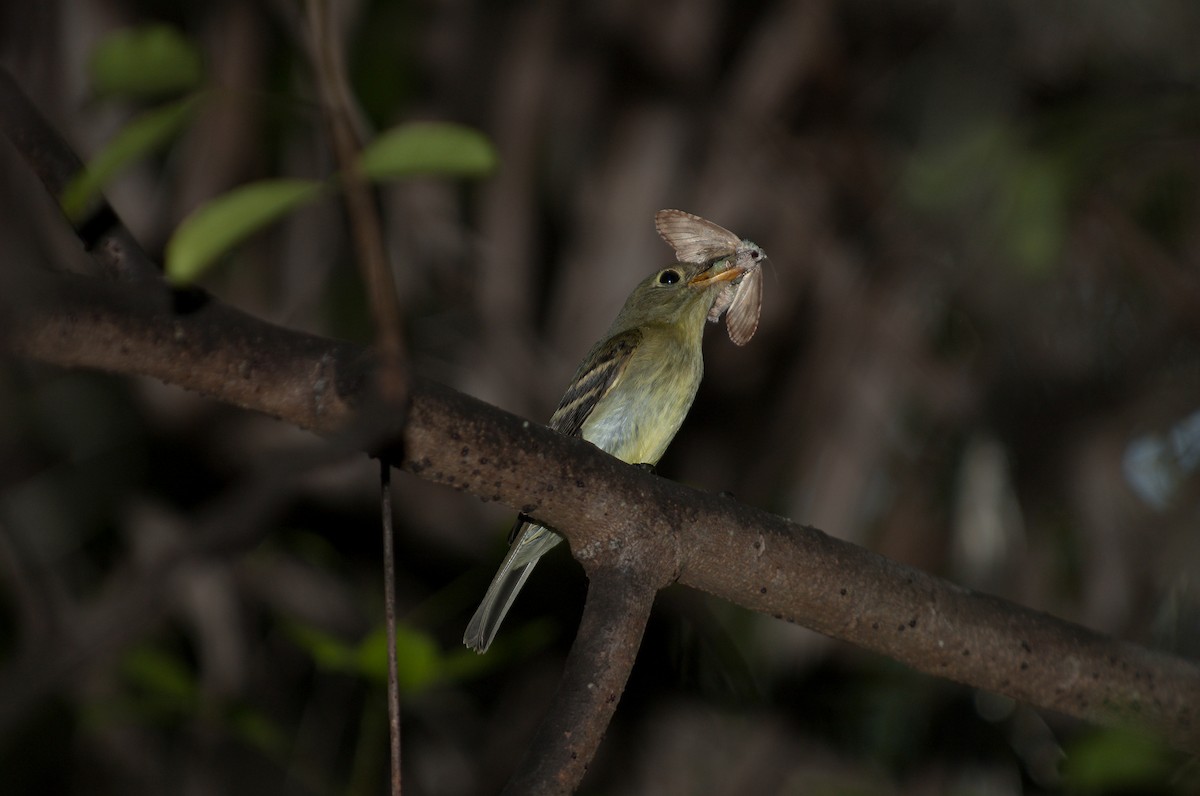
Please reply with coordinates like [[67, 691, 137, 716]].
[[1063, 726, 1174, 790], [60, 95, 200, 222], [227, 706, 287, 755], [358, 122, 496, 180], [356, 625, 441, 693], [902, 122, 1014, 213], [120, 645, 197, 705], [165, 178, 327, 284], [286, 621, 442, 693], [995, 155, 1067, 276], [90, 25, 204, 99]]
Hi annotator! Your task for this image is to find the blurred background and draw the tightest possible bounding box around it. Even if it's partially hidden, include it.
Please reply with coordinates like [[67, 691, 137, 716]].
[[2, 1, 1199, 793]]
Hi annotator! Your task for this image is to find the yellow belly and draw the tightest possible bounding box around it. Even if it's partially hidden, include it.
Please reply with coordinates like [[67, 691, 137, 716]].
[[580, 332, 703, 465]]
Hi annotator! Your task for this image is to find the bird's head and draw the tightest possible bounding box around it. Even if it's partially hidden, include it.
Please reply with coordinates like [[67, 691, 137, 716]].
[[609, 258, 748, 335]]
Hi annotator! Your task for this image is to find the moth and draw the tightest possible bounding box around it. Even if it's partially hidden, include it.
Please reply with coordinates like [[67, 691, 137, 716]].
[[655, 209, 765, 346]]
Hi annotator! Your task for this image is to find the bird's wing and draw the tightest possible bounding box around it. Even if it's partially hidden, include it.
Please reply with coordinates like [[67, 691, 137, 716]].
[[655, 209, 740, 263], [547, 328, 642, 437]]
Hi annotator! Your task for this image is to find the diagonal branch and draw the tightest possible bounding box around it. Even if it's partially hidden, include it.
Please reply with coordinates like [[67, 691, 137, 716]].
[[0, 66, 159, 282], [4, 264, 1199, 758], [2, 266, 364, 435]]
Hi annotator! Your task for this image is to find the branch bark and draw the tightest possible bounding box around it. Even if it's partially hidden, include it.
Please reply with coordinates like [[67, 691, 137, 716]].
[[4, 263, 1199, 763], [0, 68, 158, 281], [503, 570, 657, 795]]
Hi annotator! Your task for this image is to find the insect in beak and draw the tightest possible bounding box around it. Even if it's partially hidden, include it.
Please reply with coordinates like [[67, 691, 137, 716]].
[[724, 262, 763, 346], [656, 209, 768, 346]]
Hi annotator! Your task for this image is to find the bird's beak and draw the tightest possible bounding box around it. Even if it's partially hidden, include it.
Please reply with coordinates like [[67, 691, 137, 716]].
[[688, 261, 745, 287]]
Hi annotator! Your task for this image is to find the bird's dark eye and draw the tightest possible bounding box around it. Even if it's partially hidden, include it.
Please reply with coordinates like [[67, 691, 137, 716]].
[[658, 269, 681, 285]]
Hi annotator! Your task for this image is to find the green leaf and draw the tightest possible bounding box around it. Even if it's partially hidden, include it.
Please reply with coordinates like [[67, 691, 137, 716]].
[[902, 120, 1069, 276], [120, 645, 197, 706], [60, 95, 200, 222], [355, 625, 441, 693], [1062, 726, 1174, 790], [227, 706, 287, 756], [995, 154, 1068, 276], [286, 621, 442, 693], [165, 178, 327, 284], [89, 25, 204, 99], [902, 121, 1014, 213], [357, 122, 496, 180]]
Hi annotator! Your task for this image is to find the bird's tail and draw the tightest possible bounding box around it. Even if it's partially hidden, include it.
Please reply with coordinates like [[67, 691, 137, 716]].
[[464, 523, 562, 653]]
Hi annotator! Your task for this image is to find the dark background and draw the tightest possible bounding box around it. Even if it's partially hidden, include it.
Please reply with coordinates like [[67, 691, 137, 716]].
[[1, 1, 1198, 793]]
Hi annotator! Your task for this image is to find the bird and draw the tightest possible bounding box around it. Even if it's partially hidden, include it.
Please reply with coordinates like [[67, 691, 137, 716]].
[[463, 253, 753, 652]]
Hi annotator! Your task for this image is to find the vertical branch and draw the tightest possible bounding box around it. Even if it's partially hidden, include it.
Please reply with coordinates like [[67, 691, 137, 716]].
[[304, 0, 406, 402], [305, 6, 408, 794], [380, 461, 402, 795], [502, 569, 657, 795]]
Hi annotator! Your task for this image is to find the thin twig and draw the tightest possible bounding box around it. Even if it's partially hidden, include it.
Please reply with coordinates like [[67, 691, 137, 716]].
[[304, 8, 407, 792], [380, 461, 402, 796]]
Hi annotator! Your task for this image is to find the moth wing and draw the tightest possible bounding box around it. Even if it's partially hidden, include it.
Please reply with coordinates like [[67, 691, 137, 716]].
[[725, 267, 762, 346], [655, 209, 740, 263], [708, 282, 736, 323]]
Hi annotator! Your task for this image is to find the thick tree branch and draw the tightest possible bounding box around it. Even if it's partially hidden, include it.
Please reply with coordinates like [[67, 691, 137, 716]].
[[4, 264, 1199, 757], [3, 266, 365, 435], [678, 504, 1200, 747], [503, 570, 657, 795]]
